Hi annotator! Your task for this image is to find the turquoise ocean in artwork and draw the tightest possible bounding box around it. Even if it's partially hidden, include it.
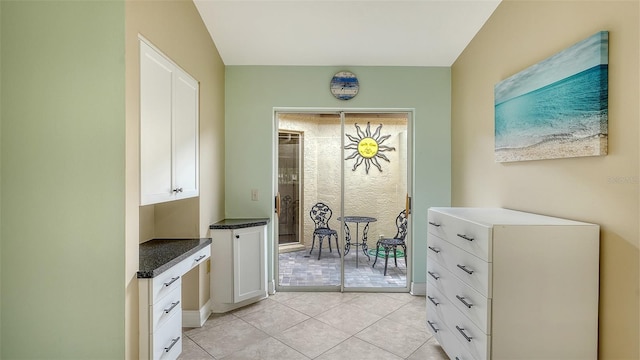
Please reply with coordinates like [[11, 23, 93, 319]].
[[494, 31, 608, 150]]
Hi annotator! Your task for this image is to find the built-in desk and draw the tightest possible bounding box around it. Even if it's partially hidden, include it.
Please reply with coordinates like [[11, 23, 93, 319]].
[[138, 238, 211, 360]]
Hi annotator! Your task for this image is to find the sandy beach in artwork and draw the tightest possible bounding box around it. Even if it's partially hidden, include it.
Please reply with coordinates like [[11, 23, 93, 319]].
[[495, 134, 607, 162]]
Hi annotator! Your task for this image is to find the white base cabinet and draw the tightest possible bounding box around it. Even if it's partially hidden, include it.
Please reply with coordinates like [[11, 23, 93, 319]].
[[426, 207, 599, 360], [210, 220, 268, 310]]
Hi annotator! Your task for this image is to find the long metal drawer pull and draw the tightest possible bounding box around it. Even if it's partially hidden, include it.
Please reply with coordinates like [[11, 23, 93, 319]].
[[427, 320, 439, 333], [163, 276, 180, 287], [428, 271, 440, 280], [428, 221, 441, 227], [457, 233, 474, 241], [456, 326, 473, 342], [427, 296, 439, 306], [164, 300, 180, 314], [195, 254, 207, 262], [428, 246, 441, 254], [164, 336, 181, 353], [456, 264, 474, 275], [456, 295, 473, 308]]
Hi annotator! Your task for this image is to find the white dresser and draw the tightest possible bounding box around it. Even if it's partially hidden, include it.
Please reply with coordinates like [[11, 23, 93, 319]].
[[426, 207, 599, 360]]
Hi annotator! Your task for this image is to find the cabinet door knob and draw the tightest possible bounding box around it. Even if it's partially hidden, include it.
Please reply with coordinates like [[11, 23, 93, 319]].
[[173, 187, 183, 193], [235, 235, 240, 239]]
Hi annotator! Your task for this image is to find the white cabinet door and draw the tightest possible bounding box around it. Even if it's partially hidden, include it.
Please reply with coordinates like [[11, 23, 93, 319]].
[[139, 38, 199, 205], [140, 41, 173, 205], [172, 73, 199, 200], [233, 226, 266, 302]]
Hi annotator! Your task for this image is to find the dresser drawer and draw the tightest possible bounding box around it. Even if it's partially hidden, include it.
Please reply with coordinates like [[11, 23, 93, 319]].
[[151, 285, 182, 331], [427, 297, 477, 360], [152, 311, 182, 360], [428, 210, 492, 262], [444, 301, 491, 360], [427, 258, 491, 333], [428, 234, 492, 298]]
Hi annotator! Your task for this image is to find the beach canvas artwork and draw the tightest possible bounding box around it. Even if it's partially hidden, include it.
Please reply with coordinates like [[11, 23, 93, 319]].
[[494, 31, 609, 162]]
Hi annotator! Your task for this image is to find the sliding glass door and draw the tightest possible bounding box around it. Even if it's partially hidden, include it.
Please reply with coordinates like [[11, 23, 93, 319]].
[[342, 113, 409, 289], [275, 111, 410, 291]]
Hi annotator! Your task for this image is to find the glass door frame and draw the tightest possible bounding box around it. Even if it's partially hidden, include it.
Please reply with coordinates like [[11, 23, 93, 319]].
[[273, 107, 414, 293]]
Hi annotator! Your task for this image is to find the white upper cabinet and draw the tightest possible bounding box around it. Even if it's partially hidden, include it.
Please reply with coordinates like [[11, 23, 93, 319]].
[[140, 38, 199, 205]]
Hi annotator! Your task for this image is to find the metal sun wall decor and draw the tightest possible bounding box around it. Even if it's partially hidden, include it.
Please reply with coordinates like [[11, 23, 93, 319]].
[[345, 122, 396, 174], [494, 31, 609, 162]]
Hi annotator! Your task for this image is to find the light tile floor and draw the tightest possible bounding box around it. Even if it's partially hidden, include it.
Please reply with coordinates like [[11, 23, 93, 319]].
[[179, 292, 449, 360]]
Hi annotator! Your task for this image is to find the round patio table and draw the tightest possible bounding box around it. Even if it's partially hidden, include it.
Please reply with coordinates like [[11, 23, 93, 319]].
[[338, 216, 377, 268]]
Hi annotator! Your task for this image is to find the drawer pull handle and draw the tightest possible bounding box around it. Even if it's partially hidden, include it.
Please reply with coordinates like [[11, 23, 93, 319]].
[[164, 300, 180, 314], [428, 221, 441, 227], [427, 320, 439, 333], [164, 336, 181, 353], [195, 254, 206, 262], [427, 296, 439, 306], [456, 264, 474, 275], [428, 246, 441, 254], [428, 271, 440, 280], [457, 233, 474, 241], [456, 325, 473, 342], [456, 295, 473, 308], [163, 276, 180, 287]]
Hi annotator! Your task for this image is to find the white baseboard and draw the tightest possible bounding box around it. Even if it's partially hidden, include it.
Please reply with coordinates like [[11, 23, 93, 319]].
[[410, 282, 426, 296], [182, 299, 211, 328]]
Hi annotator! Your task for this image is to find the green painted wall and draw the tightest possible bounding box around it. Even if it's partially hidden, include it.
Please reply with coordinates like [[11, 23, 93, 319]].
[[1, 1, 125, 358], [225, 66, 451, 287]]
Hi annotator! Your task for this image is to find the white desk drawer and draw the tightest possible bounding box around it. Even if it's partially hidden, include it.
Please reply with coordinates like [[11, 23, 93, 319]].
[[428, 211, 492, 262], [151, 285, 182, 331], [428, 234, 492, 298], [427, 257, 491, 333], [185, 246, 210, 272], [152, 311, 182, 360], [151, 268, 184, 304]]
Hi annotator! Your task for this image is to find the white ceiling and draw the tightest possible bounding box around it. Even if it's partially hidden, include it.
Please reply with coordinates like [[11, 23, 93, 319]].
[[193, 0, 501, 67]]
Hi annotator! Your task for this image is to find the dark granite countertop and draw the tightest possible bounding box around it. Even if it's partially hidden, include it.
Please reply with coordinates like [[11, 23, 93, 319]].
[[209, 218, 270, 230], [137, 238, 212, 278]]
